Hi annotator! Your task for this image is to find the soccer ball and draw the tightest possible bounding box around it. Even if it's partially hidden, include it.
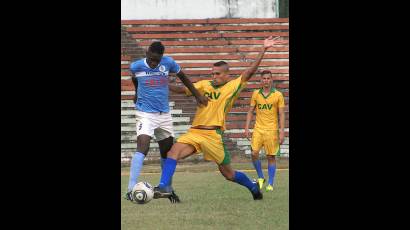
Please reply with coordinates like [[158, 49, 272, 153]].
[[132, 182, 154, 204]]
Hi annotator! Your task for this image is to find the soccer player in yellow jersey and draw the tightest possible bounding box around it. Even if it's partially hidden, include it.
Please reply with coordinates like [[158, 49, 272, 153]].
[[244, 70, 286, 192], [153, 36, 284, 201]]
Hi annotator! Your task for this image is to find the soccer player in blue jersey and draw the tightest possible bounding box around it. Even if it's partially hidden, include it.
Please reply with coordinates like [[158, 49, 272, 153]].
[[125, 41, 208, 203]]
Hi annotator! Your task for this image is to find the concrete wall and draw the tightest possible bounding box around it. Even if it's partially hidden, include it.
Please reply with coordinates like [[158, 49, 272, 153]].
[[121, 0, 277, 20]]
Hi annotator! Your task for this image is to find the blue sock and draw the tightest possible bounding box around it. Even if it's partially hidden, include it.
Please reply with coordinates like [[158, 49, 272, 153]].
[[158, 158, 177, 189], [160, 158, 172, 185], [268, 163, 276, 186], [233, 171, 258, 193], [127, 152, 145, 192], [252, 160, 264, 179]]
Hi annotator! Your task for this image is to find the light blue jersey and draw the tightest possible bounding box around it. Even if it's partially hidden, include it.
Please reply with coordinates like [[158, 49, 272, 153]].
[[130, 56, 181, 113]]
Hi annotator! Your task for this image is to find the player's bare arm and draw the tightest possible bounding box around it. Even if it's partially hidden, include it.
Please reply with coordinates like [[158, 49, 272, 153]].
[[245, 105, 256, 140], [168, 84, 186, 94], [279, 107, 285, 144], [241, 36, 283, 83], [131, 75, 138, 104], [176, 70, 209, 107]]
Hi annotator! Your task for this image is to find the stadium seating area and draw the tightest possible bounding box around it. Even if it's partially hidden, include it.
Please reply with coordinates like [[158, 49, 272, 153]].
[[121, 18, 289, 164]]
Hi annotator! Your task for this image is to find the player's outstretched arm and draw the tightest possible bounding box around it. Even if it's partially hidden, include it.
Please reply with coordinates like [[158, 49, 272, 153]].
[[241, 36, 283, 83], [176, 70, 209, 107], [168, 83, 186, 94]]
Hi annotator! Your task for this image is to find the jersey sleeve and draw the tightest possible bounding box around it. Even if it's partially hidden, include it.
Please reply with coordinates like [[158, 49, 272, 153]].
[[129, 62, 138, 75], [168, 57, 181, 74], [225, 75, 247, 95]]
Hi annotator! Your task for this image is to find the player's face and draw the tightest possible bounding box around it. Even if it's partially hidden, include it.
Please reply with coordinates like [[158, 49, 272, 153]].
[[211, 66, 230, 86], [261, 74, 272, 88], [146, 51, 163, 69]]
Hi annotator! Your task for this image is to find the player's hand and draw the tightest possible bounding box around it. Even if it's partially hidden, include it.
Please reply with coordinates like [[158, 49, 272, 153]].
[[196, 95, 210, 107], [244, 129, 251, 141], [169, 75, 176, 83], [279, 130, 285, 144], [263, 36, 283, 49]]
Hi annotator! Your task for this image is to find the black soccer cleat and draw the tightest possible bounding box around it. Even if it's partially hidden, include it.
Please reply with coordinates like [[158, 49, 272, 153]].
[[251, 182, 263, 200], [153, 186, 181, 203], [153, 186, 173, 199], [124, 191, 134, 202], [169, 190, 181, 203]]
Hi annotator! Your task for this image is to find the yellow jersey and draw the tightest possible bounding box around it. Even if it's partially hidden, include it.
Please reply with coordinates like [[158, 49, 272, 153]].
[[250, 88, 285, 131], [185, 76, 247, 130]]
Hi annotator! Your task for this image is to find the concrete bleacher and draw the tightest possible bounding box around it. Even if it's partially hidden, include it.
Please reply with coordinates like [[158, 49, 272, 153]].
[[121, 18, 289, 164]]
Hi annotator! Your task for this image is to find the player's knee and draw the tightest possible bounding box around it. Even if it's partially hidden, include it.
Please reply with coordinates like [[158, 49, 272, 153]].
[[225, 174, 235, 181], [267, 156, 276, 164], [166, 150, 178, 160], [159, 146, 171, 158], [137, 146, 149, 155], [267, 155, 276, 161], [222, 172, 234, 181], [136, 136, 151, 154], [220, 168, 235, 181], [251, 151, 259, 158], [158, 137, 174, 157], [159, 151, 167, 159]]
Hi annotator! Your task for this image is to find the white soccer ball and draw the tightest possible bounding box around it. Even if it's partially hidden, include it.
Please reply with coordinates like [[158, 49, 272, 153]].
[[132, 182, 154, 204]]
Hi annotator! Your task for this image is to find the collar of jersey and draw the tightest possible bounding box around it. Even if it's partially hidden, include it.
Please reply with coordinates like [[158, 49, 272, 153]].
[[144, 58, 160, 69], [209, 80, 227, 89], [259, 87, 276, 99]]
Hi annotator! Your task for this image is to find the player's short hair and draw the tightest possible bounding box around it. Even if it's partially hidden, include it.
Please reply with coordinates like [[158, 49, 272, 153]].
[[213, 61, 229, 72], [261, 70, 272, 77], [148, 41, 165, 55], [213, 61, 228, 67]]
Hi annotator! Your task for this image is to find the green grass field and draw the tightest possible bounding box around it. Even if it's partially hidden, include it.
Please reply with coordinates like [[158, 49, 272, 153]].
[[121, 161, 289, 230]]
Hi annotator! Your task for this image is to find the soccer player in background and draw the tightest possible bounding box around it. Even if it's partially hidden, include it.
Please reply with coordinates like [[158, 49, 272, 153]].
[[155, 36, 284, 201], [125, 41, 209, 203], [244, 70, 286, 191]]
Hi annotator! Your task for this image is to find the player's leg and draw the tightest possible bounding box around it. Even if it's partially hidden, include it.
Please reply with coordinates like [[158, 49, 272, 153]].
[[155, 113, 176, 185], [157, 135, 180, 202], [252, 150, 266, 189], [158, 142, 195, 188], [264, 130, 279, 191], [158, 136, 173, 158], [127, 134, 151, 193], [251, 130, 265, 188], [218, 163, 263, 200], [154, 142, 196, 200], [266, 155, 276, 191], [207, 129, 262, 200], [157, 127, 200, 190], [126, 113, 155, 199], [157, 136, 174, 184], [155, 129, 200, 201]]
